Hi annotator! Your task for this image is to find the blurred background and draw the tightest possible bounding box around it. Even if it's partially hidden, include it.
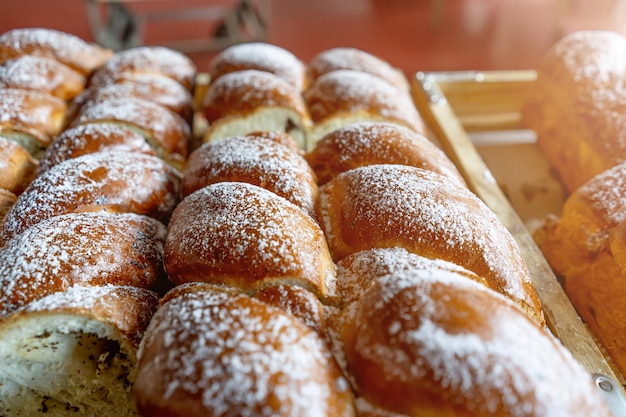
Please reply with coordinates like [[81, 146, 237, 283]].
[[1, 0, 625, 76]]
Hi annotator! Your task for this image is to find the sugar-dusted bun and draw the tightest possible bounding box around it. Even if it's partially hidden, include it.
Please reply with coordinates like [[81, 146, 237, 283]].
[[304, 70, 424, 148], [71, 97, 190, 169], [37, 123, 156, 174], [534, 161, 626, 376], [336, 247, 488, 306], [338, 269, 610, 417], [245, 130, 302, 154], [70, 74, 194, 123], [202, 70, 312, 149], [307, 47, 409, 91], [0, 284, 158, 416], [0, 55, 85, 101], [0, 152, 180, 244], [0, 212, 166, 315], [0, 28, 112, 76], [522, 30, 626, 191], [317, 164, 543, 324], [0, 137, 38, 194], [306, 121, 465, 186], [134, 283, 356, 417], [209, 42, 307, 90], [165, 182, 337, 301], [182, 134, 319, 218], [0, 88, 67, 155], [89, 46, 196, 92]]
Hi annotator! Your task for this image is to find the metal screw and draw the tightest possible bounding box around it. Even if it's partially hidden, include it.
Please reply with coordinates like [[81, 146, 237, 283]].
[[595, 375, 614, 392]]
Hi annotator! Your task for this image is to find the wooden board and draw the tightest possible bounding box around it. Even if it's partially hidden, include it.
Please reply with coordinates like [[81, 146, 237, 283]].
[[411, 70, 626, 413]]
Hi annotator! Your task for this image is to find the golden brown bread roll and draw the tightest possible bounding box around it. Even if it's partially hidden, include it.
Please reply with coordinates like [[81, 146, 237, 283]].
[[306, 121, 465, 186], [89, 46, 196, 92], [182, 133, 319, 218], [304, 70, 424, 148], [0, 151, 181, 245], [202, 69, 312, 148], [37, 123, 156, 175], [317, 164, 543, 324], [534, 161, 626, 376], [164, 182, 337, 302], [0, 55, 85, 101], [71, 97, 190, 170], [0, 88, 67, 157], [0, 284, 158, 417], [0, 212, 167, 316], [70, 74, 194, 124], [0, 28, 112, 76], [0, 136, 38, 194], [337, 268, 610, 417], [522, 30, 626, 192], [307, 47, 409, 91], [209, 42, 307, 90], [0, 188, 16, 226], [134, 283, 356, 417]]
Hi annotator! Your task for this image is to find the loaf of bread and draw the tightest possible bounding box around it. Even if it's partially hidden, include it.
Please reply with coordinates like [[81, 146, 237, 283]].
[[534, 161, 626, 377], [522, 30, 626, 192], [0, 136, 38, 194]]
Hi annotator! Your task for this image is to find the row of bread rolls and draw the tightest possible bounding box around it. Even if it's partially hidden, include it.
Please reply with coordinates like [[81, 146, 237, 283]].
[[0, 31, 611, 416], [523, 30, 626, 379], [0, 28, 199, 416]]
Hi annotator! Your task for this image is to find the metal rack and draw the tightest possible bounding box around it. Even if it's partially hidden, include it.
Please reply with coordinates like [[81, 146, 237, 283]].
[[85, 0, 270, 52]]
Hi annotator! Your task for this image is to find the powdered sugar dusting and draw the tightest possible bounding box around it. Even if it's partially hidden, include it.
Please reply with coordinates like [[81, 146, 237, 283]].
[[344, 269, 601, 416], [210, 42, 305, 89], [137, 288, 353, 416], [0, 212, 166, 317], [165, 182, 332, 293], [183, 135, 317, 216], [319, 164, 536, 312], [0, 55, 85, 97]]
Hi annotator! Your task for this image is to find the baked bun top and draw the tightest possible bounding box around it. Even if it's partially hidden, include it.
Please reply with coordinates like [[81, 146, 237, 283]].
[[0, 27, 112, 76], [164, 182, 336, 301], [307, 47, 408, 91], [340, 268, 609, 417], [209, 42, 307, 90], [306, 121, 465, 186]]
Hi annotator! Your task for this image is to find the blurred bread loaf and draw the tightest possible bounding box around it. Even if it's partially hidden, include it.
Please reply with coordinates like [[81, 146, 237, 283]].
[[522, 30, 626, 192]]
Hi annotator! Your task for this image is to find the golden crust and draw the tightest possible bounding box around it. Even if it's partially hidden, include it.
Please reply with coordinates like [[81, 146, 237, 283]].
[[317, 164, 543, 324], [0, 137, 38, 194], [164, 182, 337, 302], [339, 269, 609, 417], [0, 212, 167, 316], [0, 187, 16, 227], [135, 283, 356, 417], [0, 28, 112, 76], [306, 121, 465, 186]]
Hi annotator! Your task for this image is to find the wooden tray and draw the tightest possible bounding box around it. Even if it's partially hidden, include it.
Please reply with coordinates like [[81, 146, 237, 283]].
[[411, 70, 626, 414]]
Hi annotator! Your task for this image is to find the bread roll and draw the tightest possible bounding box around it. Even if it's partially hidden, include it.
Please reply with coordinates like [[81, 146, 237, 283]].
[[37, 123, 156, 175], [306, 121, 465, 186], [317, 164, 543, 324], [0, 188, 16, 226], [202, 70, 312, 148], [307, 47, 409, 91], [534, 161, 626, 376], [304, 70, 424, 148], [0, 151, 180, 245], [89, 46, 196, 92], [0, 88, 67, 157], [338, 268, 609, 417], [71, 97, 190, 169], [0, 212, 166, 316], [0, 284, 158, 417], [182, 134, 319, 218], [0, 136, 38, 194], [522, 30, 626, 191], [164, 182, 337, 301], [134, 283, 355, 417], [209, 42, 307, 90], [0, 28, 112, 76], [70, 74, 194, 124], [0, 55, 85, 101]]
